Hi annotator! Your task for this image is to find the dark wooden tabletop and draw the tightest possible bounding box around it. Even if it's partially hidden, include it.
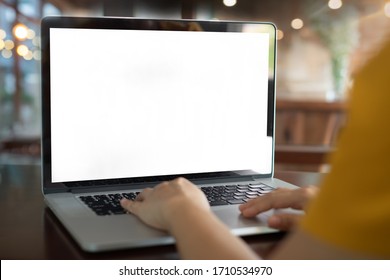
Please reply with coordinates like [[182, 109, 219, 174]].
[[0, 164, 323, 260]]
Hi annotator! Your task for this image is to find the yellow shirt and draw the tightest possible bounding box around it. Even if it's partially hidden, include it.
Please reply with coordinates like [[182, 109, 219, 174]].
[[301, 41, 390, 258]]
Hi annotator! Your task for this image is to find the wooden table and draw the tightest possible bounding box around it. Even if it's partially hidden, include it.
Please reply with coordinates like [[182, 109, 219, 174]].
[[0, 164, 323, 259]]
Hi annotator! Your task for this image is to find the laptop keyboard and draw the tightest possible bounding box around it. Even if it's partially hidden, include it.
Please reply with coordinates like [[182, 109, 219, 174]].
[[79, 183, 274, 216], [201, 183, 274, 206], [79, 192, 140, 216]]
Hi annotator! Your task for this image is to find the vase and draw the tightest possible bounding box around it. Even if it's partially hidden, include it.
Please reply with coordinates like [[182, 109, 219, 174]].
[[328, 54, 349, 101]]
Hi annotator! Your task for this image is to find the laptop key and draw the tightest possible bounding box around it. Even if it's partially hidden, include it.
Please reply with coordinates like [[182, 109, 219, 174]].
[[227, 199, 245, 204], [108, 193, 123, 200], [259, 190, 273, 194], [210, 200, 229, 206], [222, 194, 235, 200], [261, 186, 275, 191], [245, 191, 259, 196], [122, 193, 136, 200]]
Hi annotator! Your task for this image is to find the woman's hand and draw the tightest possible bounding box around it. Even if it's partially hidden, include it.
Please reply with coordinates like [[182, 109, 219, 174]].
[[120, 177, 210, 231], [239, 186, 319, 231]]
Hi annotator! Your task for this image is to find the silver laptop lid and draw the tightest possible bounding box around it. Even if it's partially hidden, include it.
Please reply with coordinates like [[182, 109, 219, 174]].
[[41, 17, 277, 193]]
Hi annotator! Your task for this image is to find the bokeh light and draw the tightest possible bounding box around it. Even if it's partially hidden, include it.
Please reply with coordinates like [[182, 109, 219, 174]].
[[277, 29, 284, 40], [17, 44, 29, 56], [4, 40, 15, 50], [328, 0, 343, 10], [0, 29, 6, 40], [24, 50, 33, 60], [13, 23, 29, 40], [291, 18, 304, 30], [223, 0, 237, 7], [1, 49, 12, 59]]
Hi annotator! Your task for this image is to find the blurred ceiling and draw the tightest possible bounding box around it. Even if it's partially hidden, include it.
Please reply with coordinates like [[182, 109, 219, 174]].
[[45, 0, 389, 25], [45, 0, 387, 15]]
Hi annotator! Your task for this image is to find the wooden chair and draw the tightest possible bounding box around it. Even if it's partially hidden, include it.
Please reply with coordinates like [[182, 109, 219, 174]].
[[274, 99, 347, 171]]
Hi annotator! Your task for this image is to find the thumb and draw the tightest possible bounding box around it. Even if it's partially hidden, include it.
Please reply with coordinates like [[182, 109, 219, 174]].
[[268, 213, 302, 231]]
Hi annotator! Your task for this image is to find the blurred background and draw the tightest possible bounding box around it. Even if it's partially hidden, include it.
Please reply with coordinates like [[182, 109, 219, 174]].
[[0, 0, 390, 171]]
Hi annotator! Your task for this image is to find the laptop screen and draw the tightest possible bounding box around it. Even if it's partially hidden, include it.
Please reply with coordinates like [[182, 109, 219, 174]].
[[42, 18, 276, 185]]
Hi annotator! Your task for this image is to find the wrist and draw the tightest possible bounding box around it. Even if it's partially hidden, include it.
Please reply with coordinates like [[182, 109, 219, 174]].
[[165, 200, 212, 235]]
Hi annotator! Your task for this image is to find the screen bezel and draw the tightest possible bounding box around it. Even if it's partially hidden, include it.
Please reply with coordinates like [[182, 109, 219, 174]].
[[41, 16, 277, 192]]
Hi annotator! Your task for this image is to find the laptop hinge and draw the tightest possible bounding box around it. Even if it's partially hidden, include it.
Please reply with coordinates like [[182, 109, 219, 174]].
[[68, 176, 262, 194], [190, 175, 257, 185], [68, 182, 159, 194], [251, 174, 272, 180]]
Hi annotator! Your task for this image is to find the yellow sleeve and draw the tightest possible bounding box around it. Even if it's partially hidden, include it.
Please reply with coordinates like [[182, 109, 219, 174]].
[[301, 41, 390, 258]]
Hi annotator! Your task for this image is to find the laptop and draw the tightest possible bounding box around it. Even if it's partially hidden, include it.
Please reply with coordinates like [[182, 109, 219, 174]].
[[41, 16, 299, 252]]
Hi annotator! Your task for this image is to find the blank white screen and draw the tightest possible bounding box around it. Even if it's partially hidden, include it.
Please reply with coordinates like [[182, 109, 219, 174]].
[[50, 28, 272, 182]]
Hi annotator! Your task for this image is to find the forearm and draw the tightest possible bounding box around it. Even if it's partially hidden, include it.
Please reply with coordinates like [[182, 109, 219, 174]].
[[169, 207, 258, 260]]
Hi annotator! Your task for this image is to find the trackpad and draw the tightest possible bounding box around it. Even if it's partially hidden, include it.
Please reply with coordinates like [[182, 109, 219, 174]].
[[212, 206, 303, 234]]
